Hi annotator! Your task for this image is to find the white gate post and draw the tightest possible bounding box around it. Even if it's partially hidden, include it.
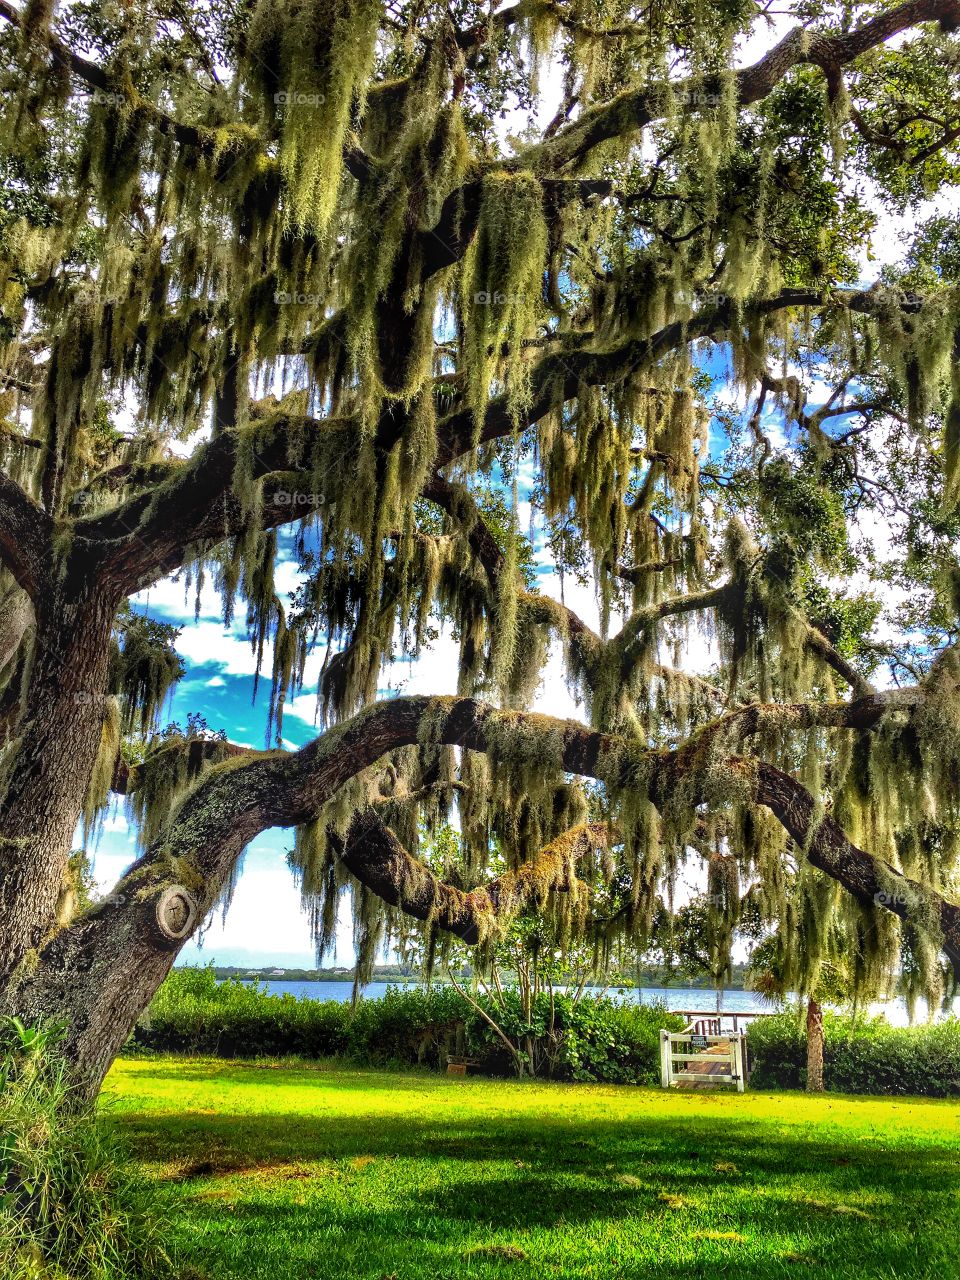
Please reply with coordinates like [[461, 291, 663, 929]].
[[660, 1030, 672, 1088], [733, 1031, 745, 1092]]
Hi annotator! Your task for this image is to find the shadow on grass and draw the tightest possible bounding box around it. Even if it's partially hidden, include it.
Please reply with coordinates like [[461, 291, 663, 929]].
[[165, 1180, 954, 1280], [111, 1105, 958, 1201], [107, 1063, 960, 1279]]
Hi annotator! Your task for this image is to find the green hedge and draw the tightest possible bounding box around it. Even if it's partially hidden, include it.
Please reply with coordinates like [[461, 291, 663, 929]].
[[135, 972, 960, 1096], [134, 966, 351, 1059], [132, 968, 685, 1084], [747, 1009, 960, 1097]]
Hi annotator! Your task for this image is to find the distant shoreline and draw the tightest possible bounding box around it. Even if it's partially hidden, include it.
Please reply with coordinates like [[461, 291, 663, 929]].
[[197, 964, 750, 990]]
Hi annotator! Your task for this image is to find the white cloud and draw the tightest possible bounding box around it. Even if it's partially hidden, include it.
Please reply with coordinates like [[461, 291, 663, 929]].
[[165, 620, 265, 676]]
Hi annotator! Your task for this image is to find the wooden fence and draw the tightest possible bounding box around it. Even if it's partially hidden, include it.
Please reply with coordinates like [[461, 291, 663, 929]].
[[660, 1021, 748, 1091]]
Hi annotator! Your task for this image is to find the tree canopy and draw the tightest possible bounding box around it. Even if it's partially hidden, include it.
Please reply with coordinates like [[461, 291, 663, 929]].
[[1, 0, 960, 1088]]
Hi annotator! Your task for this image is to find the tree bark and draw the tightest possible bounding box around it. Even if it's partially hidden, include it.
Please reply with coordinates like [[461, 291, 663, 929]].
[[0, 551, 120, 980], [806, 997, 825, 1093]]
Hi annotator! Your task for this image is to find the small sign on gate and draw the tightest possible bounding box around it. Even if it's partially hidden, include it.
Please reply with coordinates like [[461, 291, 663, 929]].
[[690, 1033, 709, 1050]]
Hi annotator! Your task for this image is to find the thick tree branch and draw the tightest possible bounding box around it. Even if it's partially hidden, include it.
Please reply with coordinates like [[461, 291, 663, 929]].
[[20, 691, 959, 1091], [0, 470, 51, 597], [755, 760, 960, 965], [802, 620, 874, 698], [434, 286, 922, 466], [63, 282, 925, 595], [84, 415, 348, 591], [337, 813, 606, 945], [104, 695, 960, 969], [513, 0, 960, 174]]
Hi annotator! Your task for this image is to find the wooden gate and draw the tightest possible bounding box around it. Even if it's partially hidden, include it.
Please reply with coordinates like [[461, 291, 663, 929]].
[[660, 1023, 747, 1091]]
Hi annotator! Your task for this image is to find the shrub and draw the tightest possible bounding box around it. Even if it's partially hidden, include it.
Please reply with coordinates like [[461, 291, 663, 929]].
[[747, 1009, 960, 1096], [137, 971, 960, 1097], [344, 984, 468, 1068], [555, 997, 684, 1084], [0, 1017, 176, 1280], [135, 966, 349, 1058]]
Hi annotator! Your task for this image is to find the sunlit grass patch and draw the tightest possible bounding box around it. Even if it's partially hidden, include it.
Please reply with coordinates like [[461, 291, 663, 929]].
[[103, 1057, 960, 1280]]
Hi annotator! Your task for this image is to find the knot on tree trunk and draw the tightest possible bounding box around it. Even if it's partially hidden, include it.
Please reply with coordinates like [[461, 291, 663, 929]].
[[153, 885, 199, 943]]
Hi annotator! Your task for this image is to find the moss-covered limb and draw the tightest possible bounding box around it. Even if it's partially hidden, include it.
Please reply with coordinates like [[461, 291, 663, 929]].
[[756, 760, 960, 973], [109, 735, 255, 796], [69, 459, 184, 509], [422, 475, 505, 580], [18, 691, 958, 1093], [118, 693, 959, 953], [686, 690, 918, 759], [434, 286, 926, 468], [47, 287, 934, 608], [617, 584, 732, 648], [615, 556, 683, 585], [83, 413, 344, 591], [0, 0, 379, 182], [0, 470, 51, 598], [336, 812, 606, 946], [618, 587, 873, 701], [0, 0, 187, 145], [796, 615, 875, 698], [510, 0, 960, 175], [419, 176, 613, 283]]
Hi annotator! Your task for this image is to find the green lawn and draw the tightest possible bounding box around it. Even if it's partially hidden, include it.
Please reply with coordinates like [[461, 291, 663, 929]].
[[102, 1057, 960, 1280]]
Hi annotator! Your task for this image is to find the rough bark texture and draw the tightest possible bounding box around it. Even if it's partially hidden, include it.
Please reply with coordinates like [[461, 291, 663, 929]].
[[0, 587, 33, 676], [0, 544, 121, 980], [806, 997, 825, 1093]]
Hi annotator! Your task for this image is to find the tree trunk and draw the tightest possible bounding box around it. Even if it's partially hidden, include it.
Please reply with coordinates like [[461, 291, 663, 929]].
[[0, 566, 119, 980], [10, 894, 183, 1100], [806, 997, 825, 1092]]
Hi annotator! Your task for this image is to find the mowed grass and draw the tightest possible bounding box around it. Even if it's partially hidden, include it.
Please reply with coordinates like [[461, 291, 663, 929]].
[[102, 1057, 960, 1280]]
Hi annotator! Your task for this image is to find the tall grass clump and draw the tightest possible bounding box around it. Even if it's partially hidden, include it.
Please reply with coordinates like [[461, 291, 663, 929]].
[[0, 1017, 177, 1280]]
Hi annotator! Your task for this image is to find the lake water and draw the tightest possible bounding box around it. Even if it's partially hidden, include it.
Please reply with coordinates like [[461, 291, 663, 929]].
[[236, 979, 957, 1025], [240, 979, 766, 1011]]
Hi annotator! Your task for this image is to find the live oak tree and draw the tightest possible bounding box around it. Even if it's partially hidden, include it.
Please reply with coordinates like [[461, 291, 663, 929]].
[[1, 0, 960, 1099]]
